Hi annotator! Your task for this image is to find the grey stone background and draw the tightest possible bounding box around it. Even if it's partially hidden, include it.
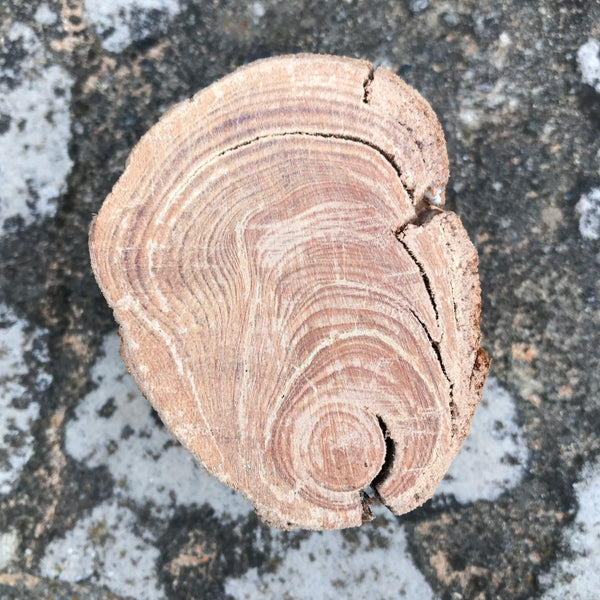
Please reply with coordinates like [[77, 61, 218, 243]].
[[1, 1, 599, 599]]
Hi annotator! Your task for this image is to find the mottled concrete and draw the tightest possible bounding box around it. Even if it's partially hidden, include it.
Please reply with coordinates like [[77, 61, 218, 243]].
[[0, 1, 599, 599]]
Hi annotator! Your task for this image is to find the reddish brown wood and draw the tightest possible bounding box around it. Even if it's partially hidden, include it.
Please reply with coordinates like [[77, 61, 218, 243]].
[[89, 54, 489, 530]]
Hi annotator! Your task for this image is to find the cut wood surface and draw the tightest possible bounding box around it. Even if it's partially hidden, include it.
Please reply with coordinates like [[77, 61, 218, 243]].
[[89, 54, 489, 530]]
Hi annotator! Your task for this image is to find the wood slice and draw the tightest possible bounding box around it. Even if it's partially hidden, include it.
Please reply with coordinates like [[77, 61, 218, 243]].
[[89, 54, 489, 530]]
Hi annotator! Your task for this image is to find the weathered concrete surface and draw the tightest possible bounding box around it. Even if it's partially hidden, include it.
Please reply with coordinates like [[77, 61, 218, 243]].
[[0, 1, 599, 599]]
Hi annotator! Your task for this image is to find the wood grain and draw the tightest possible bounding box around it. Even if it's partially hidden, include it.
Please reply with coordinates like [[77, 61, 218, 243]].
[[89, 54, 489, 530]]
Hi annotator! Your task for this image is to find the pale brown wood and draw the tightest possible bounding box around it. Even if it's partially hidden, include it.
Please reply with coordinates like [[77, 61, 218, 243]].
[[89, 54, 489, 530]]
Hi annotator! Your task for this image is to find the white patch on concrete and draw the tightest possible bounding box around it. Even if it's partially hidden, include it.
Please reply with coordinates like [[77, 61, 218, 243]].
[[0, 23, 73, 230], [34, 3, 58, 26], [491, 32, 513, 70], [540, 459, 600, 600], [0, 529, 20, 569], [499, 32, 511, 48], [0, 304, 50, 495], [576, 187, 600, 241], [408, 0, 429, 15], [225, 521, 435, 600], [457, 76, 519, 134], [434, 378, 528, 504], [373, 56, 394, 70], [65, 333, 252, 517], [83, 0, 181, 53], [41, 500, 165, 600], [577, 38, 600, 93], [251, 2, 265, 19], [458, 107, 480, 129]]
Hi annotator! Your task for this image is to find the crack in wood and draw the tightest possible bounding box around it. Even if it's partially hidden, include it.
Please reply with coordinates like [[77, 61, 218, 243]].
[[362, 64, 375, 104], [208, 130, 416, 204], [394, 231, 439, 321], [369, 415, 396, 499], [395, 227, 460, 439]]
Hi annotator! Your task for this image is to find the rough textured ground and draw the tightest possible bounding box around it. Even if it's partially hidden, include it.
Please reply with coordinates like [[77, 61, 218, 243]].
[[0, 1, 599, 599]]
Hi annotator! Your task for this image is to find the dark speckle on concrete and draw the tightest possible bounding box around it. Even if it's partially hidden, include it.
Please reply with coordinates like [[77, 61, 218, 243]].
[[0, 0, 599, 599]]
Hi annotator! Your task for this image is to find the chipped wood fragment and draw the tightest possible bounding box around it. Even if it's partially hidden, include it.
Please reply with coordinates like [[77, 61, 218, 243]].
[[89, 54, 489, 530]]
